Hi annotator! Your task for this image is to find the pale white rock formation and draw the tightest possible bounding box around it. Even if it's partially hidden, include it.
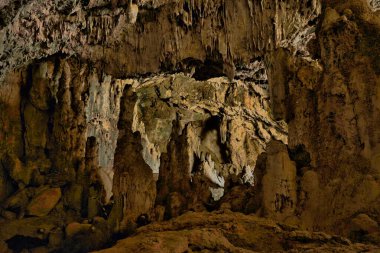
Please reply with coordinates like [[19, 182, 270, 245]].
[[85, 72, 129, 202], [123, 74, 288, 206], [127, 0, 138, 24], [368, 0, 380, 11]]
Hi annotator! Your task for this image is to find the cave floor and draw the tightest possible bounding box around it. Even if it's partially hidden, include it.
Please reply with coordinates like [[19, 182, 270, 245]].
[[95, 211, 380, 253]]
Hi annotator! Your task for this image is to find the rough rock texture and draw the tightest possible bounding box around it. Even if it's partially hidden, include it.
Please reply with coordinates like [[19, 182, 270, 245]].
[[109, 86, 157, 232], [108, 74, 286, 229], [0, 59, 285, 251], [94, 211, 380, 253], [0, 59, 118, 252], [266, 0, 380, 239], [85, 72, 125, 203], [26, 187, 62, 217], [129, 75, 286, 215], [0, 0, 321, 83], [0, 0, 380, 252], [260, 140, 297, 222]]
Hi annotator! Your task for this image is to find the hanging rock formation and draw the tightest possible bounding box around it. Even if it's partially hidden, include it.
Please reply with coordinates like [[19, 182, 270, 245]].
[[0, 57, 287, 251], [0, 0, 379, 252], [0, 0, 321, 82]]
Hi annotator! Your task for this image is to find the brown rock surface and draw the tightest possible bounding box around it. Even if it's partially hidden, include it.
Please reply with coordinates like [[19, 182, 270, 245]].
[[110, 87, 157, 232], [261, 140, 297, 222], [0, 0, 321, 82], [65, 222, 92, 238], [93, 211, 380, 253], [265, 0, 380, 235], [0, 58, 285, 250], [26, 187, 62, 217], [351, 214, 379, 234], [0, 0, 379, 251]]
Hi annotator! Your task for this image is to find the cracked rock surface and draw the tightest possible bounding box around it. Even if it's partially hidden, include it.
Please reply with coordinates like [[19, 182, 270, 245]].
[[0, 0, 321, 82], [94, 211, 380, 253], [0, 55, 286, 251], [0, 0, 380, 252]]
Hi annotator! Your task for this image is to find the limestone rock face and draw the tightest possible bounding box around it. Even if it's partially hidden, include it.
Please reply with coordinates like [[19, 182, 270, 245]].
[[110, 87, 157, 232], [0, 53, 285, 250], [0, 0, 379, 251], [108, 74, 286, 225], [266, 0, 380, 236], [261, 140, 297, 222], [127, 75, 286, 219], [26, 187, 62, 217], [0, 0, 321, 82], [0, 59, 120, 251]]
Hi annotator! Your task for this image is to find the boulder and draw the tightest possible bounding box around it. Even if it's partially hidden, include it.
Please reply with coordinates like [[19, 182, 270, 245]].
[[26, 188, 61, 217], [351, 214, 379, 234], [0, 240, 11, 253], [2, 188, 32, 211], [0, 210, 17, 220], [2, 154, 31, 186], [65, 222, 92, 238]]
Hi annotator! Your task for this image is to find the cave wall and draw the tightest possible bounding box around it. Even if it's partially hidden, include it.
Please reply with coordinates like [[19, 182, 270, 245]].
[[0, 58, 132, 251], [266, 0, 380, 237], [1, 0, 379, 251], [109, 73, 287, 228], [0, 0, 321, 82], [0, 55, 286, 250]]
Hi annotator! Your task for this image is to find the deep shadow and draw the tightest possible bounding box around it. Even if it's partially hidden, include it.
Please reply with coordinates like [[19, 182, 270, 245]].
[[6, 235, 48, 253]]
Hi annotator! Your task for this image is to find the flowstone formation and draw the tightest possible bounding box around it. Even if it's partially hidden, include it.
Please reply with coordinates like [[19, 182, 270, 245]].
[[0, 58, 286, 251], [110, 74, 287, 230], [0, 0, 321, 82], [0, 0, 380, 252], [266, 0, 380, 239]]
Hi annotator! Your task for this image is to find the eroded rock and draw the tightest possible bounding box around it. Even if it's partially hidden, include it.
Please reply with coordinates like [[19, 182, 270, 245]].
[[262, 140, 297, 222], [0, 0, 321, 82], [0, 0, 379, 251], [26, 188, 61, 217], [65, 222, 92, 238], [93, 211, 380, 253], [110, 87, 156, 232], [266, 0, 380, 235], [351, 214, 379, 234]]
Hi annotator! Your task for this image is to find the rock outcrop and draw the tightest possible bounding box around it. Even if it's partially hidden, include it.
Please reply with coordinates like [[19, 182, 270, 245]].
[[0, 59, 286, 251], [0, 0, 321, 82], [266, 0, 380, 239], [108, 73, 287, 229], [0, 0, 379, 252], [260, 140, 297, 222], [94, 211, 380, 253], [109, 86, 157, 233]]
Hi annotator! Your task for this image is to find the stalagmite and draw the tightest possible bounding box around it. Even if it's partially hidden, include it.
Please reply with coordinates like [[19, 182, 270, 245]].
[[0, 0, 379, 252]]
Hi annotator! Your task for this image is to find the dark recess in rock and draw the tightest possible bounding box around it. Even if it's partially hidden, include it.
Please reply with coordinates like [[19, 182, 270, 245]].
[[0, 0, 379, 252]]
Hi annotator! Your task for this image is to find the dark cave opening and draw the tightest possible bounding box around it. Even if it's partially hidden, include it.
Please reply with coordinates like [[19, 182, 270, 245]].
[[6, 235, 48, 253], [192, 59, 226, 81], [200, 115, 230, 164]]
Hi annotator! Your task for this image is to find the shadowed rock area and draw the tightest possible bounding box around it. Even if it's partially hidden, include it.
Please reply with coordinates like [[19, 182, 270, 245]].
[[0, 0, 380, 252]]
